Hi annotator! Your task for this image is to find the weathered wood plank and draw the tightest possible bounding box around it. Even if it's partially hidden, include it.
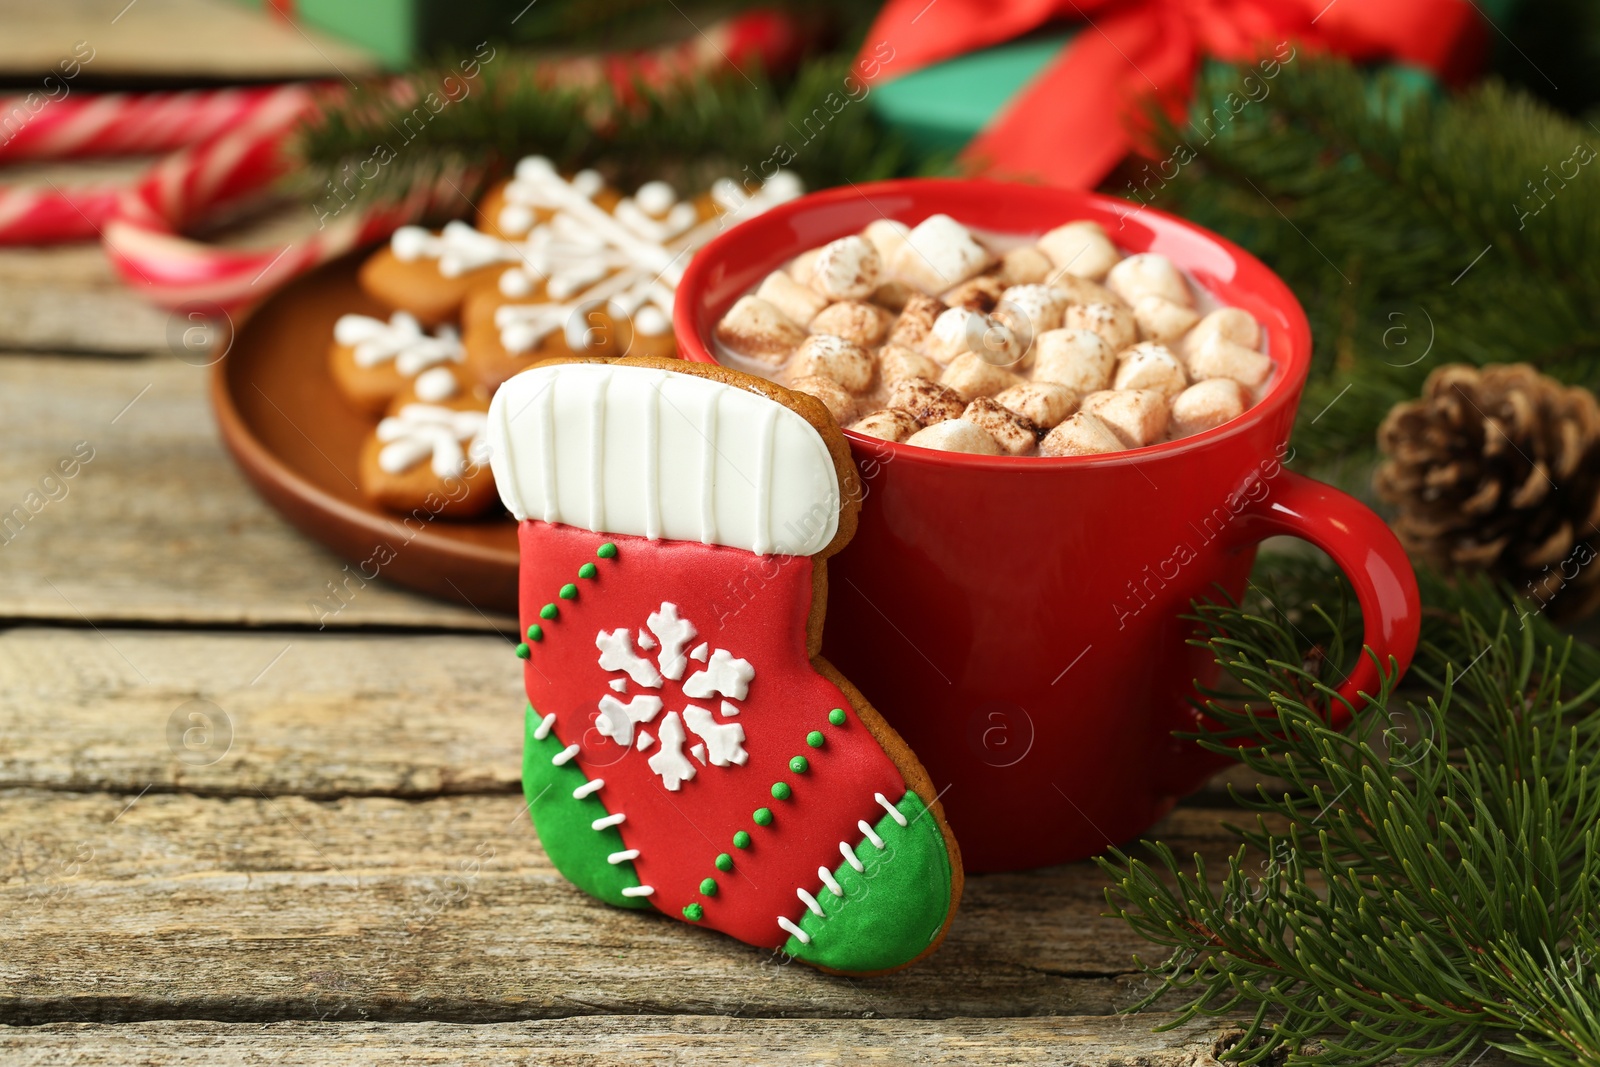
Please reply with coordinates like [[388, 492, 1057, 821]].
[[0, 629, 524, 796], [0, 356, 510, 630], [0, 788, 1241, 1025], [0, 242, 172, 355], [0, 1017, 1258, 1066], [0, 0, 378, 80]]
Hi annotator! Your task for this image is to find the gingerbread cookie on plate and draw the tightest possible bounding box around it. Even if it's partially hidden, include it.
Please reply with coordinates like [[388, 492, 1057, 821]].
[[462, 163, 803, 386], [485, 355, 963, 974], [330, 311, 474, 416], [358, 395, 496, 519]]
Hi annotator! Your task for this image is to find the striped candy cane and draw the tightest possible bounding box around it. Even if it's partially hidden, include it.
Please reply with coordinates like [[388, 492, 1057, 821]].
[[1, 9, 798, 308]]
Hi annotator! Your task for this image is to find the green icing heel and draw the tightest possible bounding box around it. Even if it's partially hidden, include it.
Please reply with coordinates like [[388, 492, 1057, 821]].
[[522, 704, 651, 910], [781, 791, 954, 972]]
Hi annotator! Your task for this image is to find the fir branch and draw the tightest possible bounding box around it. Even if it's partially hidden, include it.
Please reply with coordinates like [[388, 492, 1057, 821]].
[[293, 53, 931, 220], [1127, 58, 1600, 467], [1103, 571, 1600, 1066]]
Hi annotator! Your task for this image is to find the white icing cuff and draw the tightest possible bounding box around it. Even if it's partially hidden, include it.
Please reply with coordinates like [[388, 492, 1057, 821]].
[[487, 362, 841, 556]]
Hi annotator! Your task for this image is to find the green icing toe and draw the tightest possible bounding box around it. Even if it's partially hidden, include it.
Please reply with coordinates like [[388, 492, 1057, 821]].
[[521, 704, 649, 910], [781, 791, 953, 972]]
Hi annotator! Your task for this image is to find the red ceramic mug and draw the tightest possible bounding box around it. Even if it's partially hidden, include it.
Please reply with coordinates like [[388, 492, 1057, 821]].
[[675, 179, 1420, 872]]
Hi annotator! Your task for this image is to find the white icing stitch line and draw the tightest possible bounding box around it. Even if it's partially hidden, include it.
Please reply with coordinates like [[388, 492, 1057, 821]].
[[858, 820, 885, 849], [621, 885, 655, 897], [607, 849, 640, 864], [818, 867, 843, 896], [840, 841, 865, 873], [777, 916, 811, 944], [797, 887, 824, 917], [572, 778, 604, 799], [533, 712, 557, 741], [591, 812, 625, 830], [552, 743, 581, 766], [874, 792, 909, 826]]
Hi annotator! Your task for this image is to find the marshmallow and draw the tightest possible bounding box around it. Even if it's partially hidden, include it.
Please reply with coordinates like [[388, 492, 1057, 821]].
[[811, 235, 884, 301], [996, 244, 1054, 286], [995, 381, 1077, 429], [789, 374, 857, 426], [850, 408, 922, 443], [1032, 328, 1116, 395], [1039, 411, 1127, 457], [939, 351, 1024, 401], [790, 247, 821, 284], [887, 376, 966, 426], [1050, 273, 1127, 310], [756, 270, 827, 327], [863, 219, 910, 266], [1187, 334, 1273, 390], [1114, 342, 1188, 399], [1037, 221, 1120, 280], [1065, 301, 1138, 352], [1133, 294, 1201, 345], [905, 419, 1003, 455], [1171, 378, 1248, 438], [942, 275, 1006, 312], [892, 214, 993, 294], [878, 344, 945, 385], [809, 301, 892, 347], [1081, 389, 1171, 448], [993, 284, 1070, 353], [887, 294, 946, 353], [1106, 253, 1193, 307], [928, 307, 1023, 367], [792, 334, 874, 393], [871, 279, 916, 312], [714, 295, 805, 363], [961, 397, 1039, 456], [1182, 306, 1262, 359]]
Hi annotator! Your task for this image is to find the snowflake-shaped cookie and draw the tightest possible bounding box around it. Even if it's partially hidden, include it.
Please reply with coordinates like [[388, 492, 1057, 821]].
[[592, 601, 753, 790]]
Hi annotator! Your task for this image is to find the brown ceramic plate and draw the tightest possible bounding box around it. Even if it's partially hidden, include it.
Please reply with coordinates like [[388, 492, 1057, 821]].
[[211, 247, 519, 615]]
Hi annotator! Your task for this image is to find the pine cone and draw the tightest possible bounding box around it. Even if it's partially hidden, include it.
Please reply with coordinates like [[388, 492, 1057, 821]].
[[1374, 363, 1600, 621]]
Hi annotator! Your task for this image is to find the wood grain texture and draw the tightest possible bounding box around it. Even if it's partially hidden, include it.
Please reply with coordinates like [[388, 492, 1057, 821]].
[[0, 629, 524, 796], [0, 1017, 1265, 1065], [0, 0, 377, 79], [0, 357, 510, 631], [0, 788, 1239, 1026]]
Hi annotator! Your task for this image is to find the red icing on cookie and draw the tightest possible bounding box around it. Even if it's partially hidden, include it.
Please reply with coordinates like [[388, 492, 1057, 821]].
[[519, 520, 906, 948]]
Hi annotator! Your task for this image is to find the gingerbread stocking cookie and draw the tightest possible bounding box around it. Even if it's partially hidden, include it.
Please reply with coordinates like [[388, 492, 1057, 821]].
[[485, 356, 962, 974]]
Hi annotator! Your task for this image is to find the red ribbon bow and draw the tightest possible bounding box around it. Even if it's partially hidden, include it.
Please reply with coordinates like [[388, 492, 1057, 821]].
[[859, 0, 1486, 187]]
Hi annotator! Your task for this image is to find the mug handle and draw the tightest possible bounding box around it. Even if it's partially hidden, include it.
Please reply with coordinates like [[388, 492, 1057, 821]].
[[1153, 469, 1422, 796]]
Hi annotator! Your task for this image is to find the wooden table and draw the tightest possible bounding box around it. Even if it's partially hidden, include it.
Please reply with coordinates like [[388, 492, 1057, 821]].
[[0, 4, 1329, 1061], [0, 240, 1274, 1066]]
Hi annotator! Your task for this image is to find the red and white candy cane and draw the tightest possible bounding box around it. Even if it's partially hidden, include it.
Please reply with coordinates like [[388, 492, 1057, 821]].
[[100, 84, 434, 310], [0, 86, 316, 245], [0, 9, 799, 309]]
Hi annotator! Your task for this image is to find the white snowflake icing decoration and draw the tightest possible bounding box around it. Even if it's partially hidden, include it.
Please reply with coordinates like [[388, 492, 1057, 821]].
[[592, 601, 752, 790]]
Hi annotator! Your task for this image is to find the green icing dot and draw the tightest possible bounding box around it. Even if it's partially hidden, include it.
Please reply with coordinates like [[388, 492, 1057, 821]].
[[578, 562, 598, 580], [683, 903, 704, 921], [515, 643, 530, 659], [700, 878, 719, 896], [806, 731, 825, 748], [733, 831, 752, 849], [828, 708, 847, 726], [526, 624, 543, 642], [789, 756, 809, 774], [771, 782, 793, 801], [714, 853, 733, 872], [597, 543, 617, 559], [540, 603, 559, 620], [559, 583, 579, 600], [753, 807, 773, 826]]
